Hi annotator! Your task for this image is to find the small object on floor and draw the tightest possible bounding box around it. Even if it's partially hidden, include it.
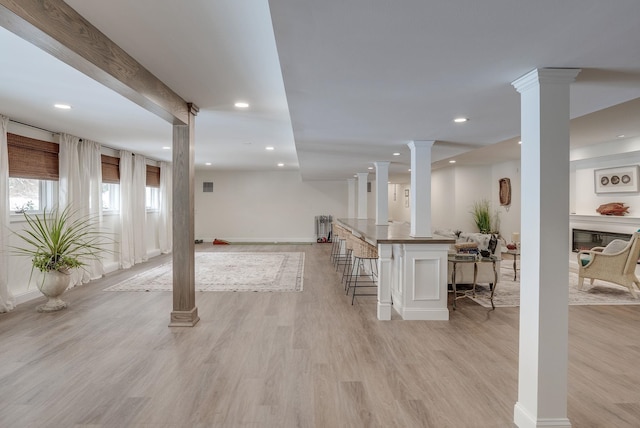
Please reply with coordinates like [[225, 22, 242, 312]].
[[213, 238, 230, 245], [195, 239, 204, 244]]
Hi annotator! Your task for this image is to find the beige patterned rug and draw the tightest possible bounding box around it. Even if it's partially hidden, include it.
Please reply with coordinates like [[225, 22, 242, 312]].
[[469, 265, 640, 308], [103, 252, 304, 292]]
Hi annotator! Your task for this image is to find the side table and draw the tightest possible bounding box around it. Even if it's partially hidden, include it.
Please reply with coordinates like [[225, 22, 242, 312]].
[[448, 255, 499, 310], [504, 249, 520, 281]]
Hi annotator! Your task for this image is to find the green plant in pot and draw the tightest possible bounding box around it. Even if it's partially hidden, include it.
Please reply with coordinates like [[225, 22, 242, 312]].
[[470, 199, 500, 234], [11, 205, 111, 312]]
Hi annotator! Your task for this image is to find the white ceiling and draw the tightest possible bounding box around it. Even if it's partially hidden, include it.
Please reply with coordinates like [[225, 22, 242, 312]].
[[1, 0, 640, 183]]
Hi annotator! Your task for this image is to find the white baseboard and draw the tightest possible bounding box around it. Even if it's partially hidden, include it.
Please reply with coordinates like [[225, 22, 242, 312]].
[[199, 237, 316, 244], [103, 261, 120, 275], [147, 249, 161, 258], [14, 289, 41, 305]]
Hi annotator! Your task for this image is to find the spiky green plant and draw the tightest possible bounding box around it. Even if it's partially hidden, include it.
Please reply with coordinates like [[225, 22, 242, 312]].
[[11, 206, 113, 284], [470, 199, 498, 234]]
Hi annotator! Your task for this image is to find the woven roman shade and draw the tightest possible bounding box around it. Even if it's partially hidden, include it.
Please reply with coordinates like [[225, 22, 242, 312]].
[[146, 165, 160, 188], [7, 133, 59, 180], [101, 155, 120, 183]]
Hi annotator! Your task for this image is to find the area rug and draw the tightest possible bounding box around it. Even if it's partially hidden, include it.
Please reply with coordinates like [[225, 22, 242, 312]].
[[103, 252, 304, 292], [468, 265, 640, 308]]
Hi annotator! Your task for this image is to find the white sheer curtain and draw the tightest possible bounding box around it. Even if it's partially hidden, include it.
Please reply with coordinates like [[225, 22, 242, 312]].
[[119, 152, 148, 268], [58, 134, 81, 211], [58, 134, 104, 285], [119, 150, 135, 269], [158, 161, 172, 254], [0, 115, 15, 312], [78, 139, 104, 281], [133, 154, 147, 264]]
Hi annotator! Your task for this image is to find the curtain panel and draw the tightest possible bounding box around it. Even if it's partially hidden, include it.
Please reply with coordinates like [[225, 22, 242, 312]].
[[58, 134, 104, 285], [120, 152, 148, 267], [158, 161, 172, 254], [78, 140, 104, 281], [0, 116, 15, 312], [119, 150, 135, 269], [133, 155, 147, 264]]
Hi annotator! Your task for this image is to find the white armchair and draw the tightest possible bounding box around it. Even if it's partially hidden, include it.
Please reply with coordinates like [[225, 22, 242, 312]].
[[577, 232, 640, 298]]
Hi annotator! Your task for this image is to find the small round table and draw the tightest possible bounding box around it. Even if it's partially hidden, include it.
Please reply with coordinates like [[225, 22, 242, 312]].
[[448, 254, 500, 310]]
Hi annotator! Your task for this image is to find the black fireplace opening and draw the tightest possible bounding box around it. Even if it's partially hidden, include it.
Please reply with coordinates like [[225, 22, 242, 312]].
[[572, 228, 632, 253]]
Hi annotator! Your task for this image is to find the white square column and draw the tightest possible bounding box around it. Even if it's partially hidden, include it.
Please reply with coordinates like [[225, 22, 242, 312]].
[[408, 140, 434, 237], [512, 68, 580, 428], [357, 172, 368, 219], [374, 161, 390, 225], [347, 178, 356, 219]]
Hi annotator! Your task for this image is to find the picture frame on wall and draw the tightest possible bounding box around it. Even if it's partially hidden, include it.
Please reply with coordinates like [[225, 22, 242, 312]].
[[594, 165, 640, 194]]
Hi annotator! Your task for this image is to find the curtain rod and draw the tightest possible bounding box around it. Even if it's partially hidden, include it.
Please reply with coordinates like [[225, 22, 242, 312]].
[[9, 119, 58, 135]]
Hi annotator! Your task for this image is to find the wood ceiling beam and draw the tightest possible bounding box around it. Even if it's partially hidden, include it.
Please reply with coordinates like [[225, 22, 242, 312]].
[[0, 0, 189, 125]]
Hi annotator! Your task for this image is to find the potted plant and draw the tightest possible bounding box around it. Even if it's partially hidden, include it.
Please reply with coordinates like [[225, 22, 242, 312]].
[[470, 199, 500, 234], [11, 205, 111, 312]]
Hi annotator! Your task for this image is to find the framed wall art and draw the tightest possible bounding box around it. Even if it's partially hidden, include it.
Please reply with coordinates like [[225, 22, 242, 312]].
[[594, 165, 639, 194]]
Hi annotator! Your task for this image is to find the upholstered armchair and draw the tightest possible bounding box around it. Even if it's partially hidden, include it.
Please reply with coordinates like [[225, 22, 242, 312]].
[[577, 232, 640, 299]]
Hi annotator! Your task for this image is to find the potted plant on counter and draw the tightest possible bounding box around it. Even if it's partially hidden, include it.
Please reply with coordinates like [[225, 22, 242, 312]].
[[11, 205, 111, 312]]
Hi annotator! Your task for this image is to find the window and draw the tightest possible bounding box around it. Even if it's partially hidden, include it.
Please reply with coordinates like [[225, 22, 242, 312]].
[[102, 183, 120, 212], [9, 178, 57, 213], [146, 186, 159, 211], [7, 133, 59, 215], [145, 164, 160, 211]]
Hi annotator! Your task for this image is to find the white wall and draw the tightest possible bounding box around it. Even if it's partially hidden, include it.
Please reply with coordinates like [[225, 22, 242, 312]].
[[194, 170, 347, 242], [492, 160, 521, 241], [571, 136, 640, 214], [388, 183, 411, 223], [429, 165, 495, 232]]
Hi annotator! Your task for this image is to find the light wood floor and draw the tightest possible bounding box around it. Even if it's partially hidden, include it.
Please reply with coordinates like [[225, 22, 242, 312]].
[[1, 243, 639, 427]]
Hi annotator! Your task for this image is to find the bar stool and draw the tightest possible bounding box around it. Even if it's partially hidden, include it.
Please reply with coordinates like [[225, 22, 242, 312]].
[[331, 224, 347, 267], [340, 233, 356, 287], [333, 226, 351, 274], [346, 237, 378, 304]]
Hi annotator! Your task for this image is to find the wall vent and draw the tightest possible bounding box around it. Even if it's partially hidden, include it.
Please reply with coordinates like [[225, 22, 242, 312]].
[[203, 182, 213, 193]]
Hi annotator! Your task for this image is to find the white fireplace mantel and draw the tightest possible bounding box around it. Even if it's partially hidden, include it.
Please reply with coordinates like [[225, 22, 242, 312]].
[[570, 214, 640, 234]]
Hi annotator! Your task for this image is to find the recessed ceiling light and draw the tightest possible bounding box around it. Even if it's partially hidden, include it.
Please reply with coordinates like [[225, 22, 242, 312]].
[[54, 104, 71, 109], [162, 146, 171, 150], [449, 160, 456, 164], [234, 101, 249, 108], [617, 134, 626, 138], [408, 168, 411, 172], [277, 163, 284, 167], [265, 146, 275, 151], [205, 162, 212, 166], [518, 141, 522, 145], [453, 117, 468, 123], [368, 166, 374, 170], [393, 152, 400, 156]]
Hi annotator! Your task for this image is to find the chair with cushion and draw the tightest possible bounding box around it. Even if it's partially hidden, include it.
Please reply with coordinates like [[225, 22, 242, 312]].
[[577, 232, 640, 299]]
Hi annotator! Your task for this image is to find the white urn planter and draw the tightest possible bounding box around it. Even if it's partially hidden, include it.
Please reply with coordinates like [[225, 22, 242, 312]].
[[36, 270, 71, 313]]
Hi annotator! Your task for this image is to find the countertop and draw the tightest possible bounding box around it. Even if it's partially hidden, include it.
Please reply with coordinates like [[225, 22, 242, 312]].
[[335, 218, 455, 246]]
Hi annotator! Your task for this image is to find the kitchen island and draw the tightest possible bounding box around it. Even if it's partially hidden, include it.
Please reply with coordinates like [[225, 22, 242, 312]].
[[336, 218, 455, 320]]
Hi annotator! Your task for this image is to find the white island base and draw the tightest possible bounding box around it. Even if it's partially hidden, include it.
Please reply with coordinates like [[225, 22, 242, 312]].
[[337, 219, 454, 321]]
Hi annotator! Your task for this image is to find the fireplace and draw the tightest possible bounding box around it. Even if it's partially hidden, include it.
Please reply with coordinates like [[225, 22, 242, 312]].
[[572, 228, 632, 252]]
